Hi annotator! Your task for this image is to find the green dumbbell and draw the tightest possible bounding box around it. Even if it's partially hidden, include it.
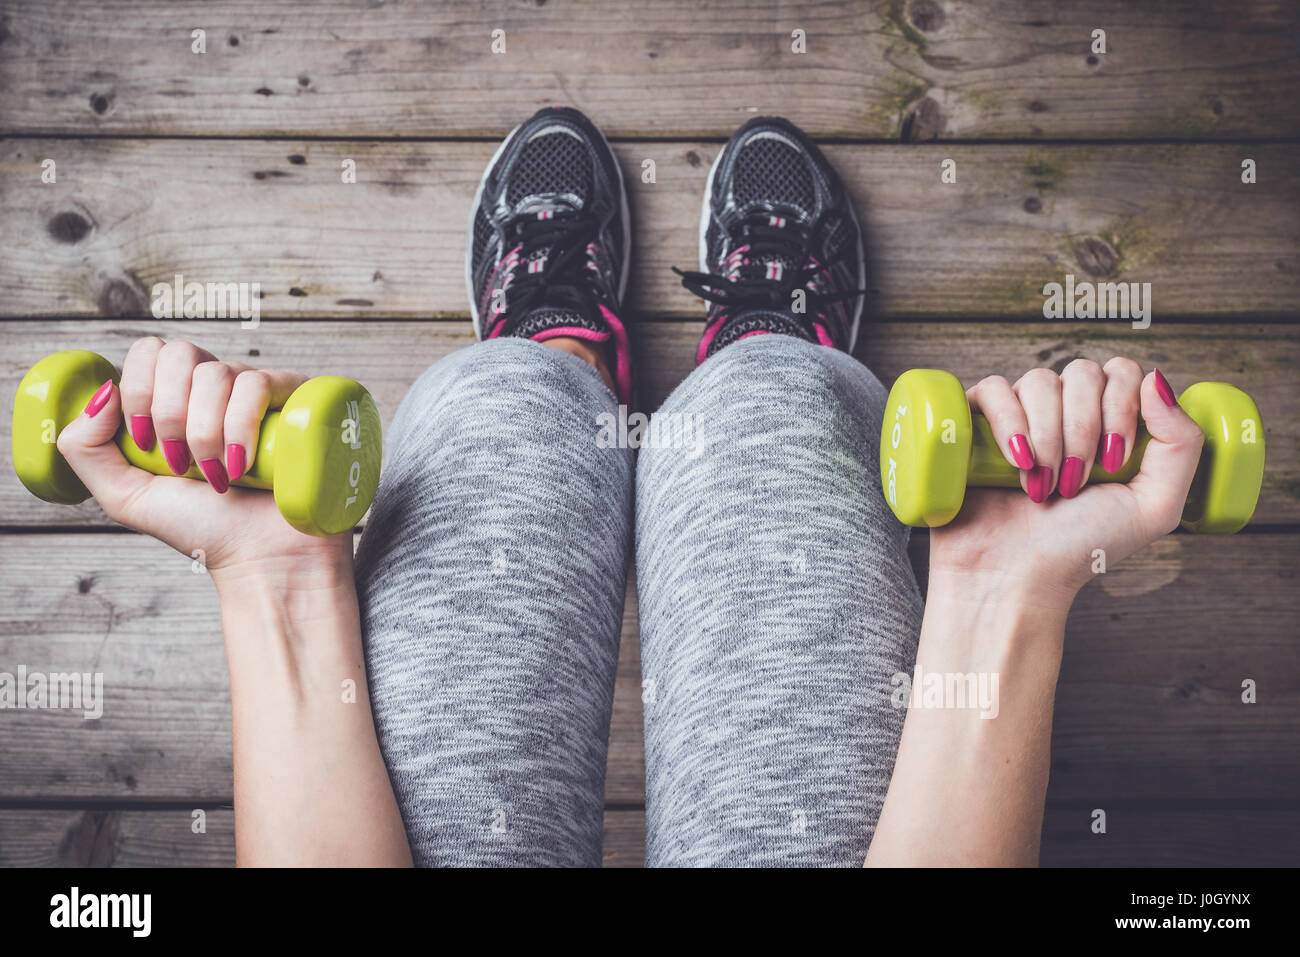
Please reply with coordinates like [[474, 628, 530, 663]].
[[12, 350, 382, 536], [880, 369, 1265, 534]]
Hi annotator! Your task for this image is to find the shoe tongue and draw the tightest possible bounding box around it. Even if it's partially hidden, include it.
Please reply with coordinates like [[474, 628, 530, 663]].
[[511, 204, 579, 281], [733, 251, 798, 284], [726, 214, 801, 284], [516, 198, 576, 226]]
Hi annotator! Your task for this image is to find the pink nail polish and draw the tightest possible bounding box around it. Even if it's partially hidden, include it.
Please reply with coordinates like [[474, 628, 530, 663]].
[[83, 380, 113, 418], [1101, 433, 1125, 473], [129, 415, 156, 451], [161, 439, 191, 476], [1153, 368, 1178, 407], [1059, 456, 1085, 498], [1008, 433, 1035, 470], [198, 458, 229, 493], [226, 443, 246, 482], [1027, 465, 1053, 503]]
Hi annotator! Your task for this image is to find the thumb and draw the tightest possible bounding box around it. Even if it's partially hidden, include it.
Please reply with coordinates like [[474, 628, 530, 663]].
[[1127, 368, 1206, 536], [55, 379, 155, 526]]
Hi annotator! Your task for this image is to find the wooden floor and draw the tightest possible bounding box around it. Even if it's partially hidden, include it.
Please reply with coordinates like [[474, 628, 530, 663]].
[[1, 0, 1298, 867]]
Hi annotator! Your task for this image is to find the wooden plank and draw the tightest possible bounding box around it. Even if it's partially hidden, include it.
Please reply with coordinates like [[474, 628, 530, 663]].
[[908, 532, 1300, 800], [601, 808, 646, 869], [0, 808, 236, 867], [0, 532, 1295, 804], [0, 532, 646, 804], [2, 320, 1296, 527], [1, 1, 1296, 140], [3, 805, 1294, 866], [608, 582, 645, 805], [0, 807, 647, 866], [1040, 804, 1300, 867], [3, 140, 1297, 320]]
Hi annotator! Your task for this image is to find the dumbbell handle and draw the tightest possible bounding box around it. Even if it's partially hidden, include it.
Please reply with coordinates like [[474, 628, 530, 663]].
[[36, 358, 297, 491], [965, 415, 1147, 487], [116, 404, 283, 490]]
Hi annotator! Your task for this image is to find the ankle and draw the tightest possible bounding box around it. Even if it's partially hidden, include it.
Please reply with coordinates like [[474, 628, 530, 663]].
[[540, 337, 616, 394]]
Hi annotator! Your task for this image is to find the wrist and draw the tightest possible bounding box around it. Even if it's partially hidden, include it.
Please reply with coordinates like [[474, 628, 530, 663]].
[[212, 542, 359, 659], [921, 566, 1073, 667], [211, 538, 355, 604], [926, 565, 1076, 619]]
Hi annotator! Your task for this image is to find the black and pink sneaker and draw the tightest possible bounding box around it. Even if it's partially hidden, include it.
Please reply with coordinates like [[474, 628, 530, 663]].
[[467, 107, 633, 403], [675, 116, 866, 364]]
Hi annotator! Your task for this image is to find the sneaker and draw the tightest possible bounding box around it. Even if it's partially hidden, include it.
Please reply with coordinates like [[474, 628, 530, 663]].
[[466, 107, 633, 403], [675, 116, 866, 364]]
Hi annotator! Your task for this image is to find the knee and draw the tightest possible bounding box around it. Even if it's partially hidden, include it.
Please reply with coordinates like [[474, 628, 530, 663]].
[[401, 338, 549, 413], [390, 338, 614, 442], [658, 336, 886, 439]]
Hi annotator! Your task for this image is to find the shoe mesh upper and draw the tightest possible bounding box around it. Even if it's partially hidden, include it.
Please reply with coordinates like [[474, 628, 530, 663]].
[[730, 137, 816, 214], [506, 132, 593, 208], [472, 206, 496, 281]]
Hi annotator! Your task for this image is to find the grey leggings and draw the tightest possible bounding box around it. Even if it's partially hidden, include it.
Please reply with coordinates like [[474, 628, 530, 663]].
[[355, 335, 924, 866]]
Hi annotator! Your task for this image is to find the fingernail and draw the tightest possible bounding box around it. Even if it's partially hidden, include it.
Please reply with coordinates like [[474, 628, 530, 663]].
[[161, 439, 191, 476], [83, 380, 113, 418], [1059, 456, 1086, 498], [129, 414, 156, 451], [1101, 433, 1125, 473], [1153, 368, 1178, 407], [198, 458, 229, 494], [1008, 433, 1035, 470], [226, 443, 246, 482], [1027, 465, 1053, 503]]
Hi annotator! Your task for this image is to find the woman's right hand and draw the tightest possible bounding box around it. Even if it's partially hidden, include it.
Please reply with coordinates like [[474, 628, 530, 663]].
[[869, 359, 1208, 867], [927, 358, 1206, 607], [55, 337, 352, 580], [56, 338, 409, 866]]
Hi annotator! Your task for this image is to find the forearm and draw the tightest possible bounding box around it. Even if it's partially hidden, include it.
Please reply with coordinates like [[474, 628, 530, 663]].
[[865, 571, 1070, 867], [214, 552, 412, 867]]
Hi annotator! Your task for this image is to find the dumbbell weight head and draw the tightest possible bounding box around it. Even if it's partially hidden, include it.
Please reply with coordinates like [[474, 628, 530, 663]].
[[12, 350, 382, 536], [1176, 381, 1265, 534], [879, 368, 973, 528], [268, 374, 383, 536], [12, 350, 117, 506], [880, 368, 1264, 534]]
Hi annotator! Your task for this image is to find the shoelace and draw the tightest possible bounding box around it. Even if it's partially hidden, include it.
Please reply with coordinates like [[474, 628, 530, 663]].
[[673, 209, 861, 336], [494, 209, 605, 337]]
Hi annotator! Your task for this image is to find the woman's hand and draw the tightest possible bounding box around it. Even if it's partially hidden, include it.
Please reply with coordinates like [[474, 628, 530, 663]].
[[868, 358, 1207, 866], [57, 336, 409, 865], [55, 337, 350, 581], [928, 358, 1206, 607]]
